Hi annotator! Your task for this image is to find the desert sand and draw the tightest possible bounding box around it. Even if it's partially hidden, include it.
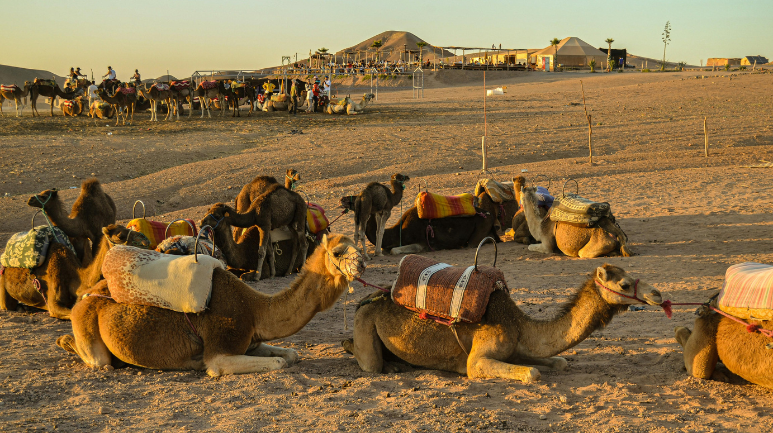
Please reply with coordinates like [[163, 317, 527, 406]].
[[1, 69, 772, 432]]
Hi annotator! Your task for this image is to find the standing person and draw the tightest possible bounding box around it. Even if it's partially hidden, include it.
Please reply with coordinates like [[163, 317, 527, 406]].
[[288, 79, 298, 115], [324, 76, 331, 98], [305, 83, 314, 113], [262, 80, 276, 99], [312, 80, 320, 110], [131, 69, 141, 85], [87, 80, 99, 107]]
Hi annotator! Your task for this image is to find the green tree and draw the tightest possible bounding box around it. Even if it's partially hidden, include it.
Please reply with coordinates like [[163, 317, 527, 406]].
[[661, 21, 671, 71], [416, 41, 428, 65], [370, 40, 382, 63], [550, 38, 560, 71], [605, 38, 614, 71]]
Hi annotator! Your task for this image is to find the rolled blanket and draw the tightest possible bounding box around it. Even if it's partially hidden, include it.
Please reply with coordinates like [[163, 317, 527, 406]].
[[474, 179, 515, 203], [553, 193, 610, 218], [718, 262, 773, 321]]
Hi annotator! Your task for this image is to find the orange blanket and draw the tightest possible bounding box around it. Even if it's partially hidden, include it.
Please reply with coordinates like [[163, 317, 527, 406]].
[[127, 218, 197, 250], [415, 192, 476, 219]]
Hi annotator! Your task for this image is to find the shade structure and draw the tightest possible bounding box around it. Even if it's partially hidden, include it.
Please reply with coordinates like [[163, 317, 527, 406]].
[[532, 37, 608, 70]]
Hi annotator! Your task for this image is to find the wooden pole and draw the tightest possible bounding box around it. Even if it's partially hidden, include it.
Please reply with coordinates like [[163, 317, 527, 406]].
[[704, 116, 709, 157], [482, 71, 487, 171], [580, 80, 593, 164]]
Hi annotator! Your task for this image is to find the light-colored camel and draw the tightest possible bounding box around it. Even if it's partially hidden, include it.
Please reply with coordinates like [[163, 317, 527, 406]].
[[27, 179, 118, 258], [138, 83, 173, 121], [352, 173, 410, 260], [60, 98, 84, 117], [202, 185, 307, 280], [675, 305, 773, 389], [195, 80, 226, 118], [510, 176, 544, 244], [325, 93, 375, 115], [30, 79, 83, 117], [344, 264, 662, 382], [89, 101, 115, 119], [169, 80, 194, 118], [521, 186, 632, 258], [0, 224, 150, 320], [96, 88, 136, 126], [56, 234, 364, 376], [0, 81, 31, 117]]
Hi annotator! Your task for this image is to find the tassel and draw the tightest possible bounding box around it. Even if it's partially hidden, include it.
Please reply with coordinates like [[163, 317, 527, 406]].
[[746, 324, 760, 334], [660, 300, 673, 319]]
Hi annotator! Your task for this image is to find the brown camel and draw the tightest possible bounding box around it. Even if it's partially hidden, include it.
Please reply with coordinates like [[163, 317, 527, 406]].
[[352, 173, 410, 260], [195, 80, 227, 118], [235, 169, 301, 213], [0, 81, 31, 117], [510, 176, 545, 244], [0, 224, 150, 320], [521, 186, 632, 258], [137, 83, 173, 121], [60, 98, 84, 117], [476, 188, 519, 236], [202, 186, 307, 280], [675, 305, 773, 389], [228, 81, 256, 117], [343, 264, 662, 381], [96, 88, 136, 126], [89, 101, 115, 119], [169, 80, 194, 118], [27, 179, 118, 258], [56, 234, 364, 376], [29, 79, 83, 117]]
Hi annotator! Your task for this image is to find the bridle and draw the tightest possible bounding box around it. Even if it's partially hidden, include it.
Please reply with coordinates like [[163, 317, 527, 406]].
[[595, 278, 673, 318]]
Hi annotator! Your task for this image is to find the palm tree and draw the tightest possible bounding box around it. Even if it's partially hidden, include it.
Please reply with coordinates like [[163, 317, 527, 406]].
[[316, 47, 329, 70], [661, 21, 671, 71], [605, 38, 614, 71], [416, 41, 428, 66], [370, 40, 382, 64], [549, 38, 560, 71]]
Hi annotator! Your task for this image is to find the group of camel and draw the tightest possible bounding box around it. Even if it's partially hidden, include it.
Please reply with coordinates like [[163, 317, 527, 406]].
[[0, 174, 770, 389], [0, 77, 375, 123]]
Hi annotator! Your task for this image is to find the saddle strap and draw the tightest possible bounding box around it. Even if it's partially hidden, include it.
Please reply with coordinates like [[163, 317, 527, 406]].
[[450, 324, 469, 355]]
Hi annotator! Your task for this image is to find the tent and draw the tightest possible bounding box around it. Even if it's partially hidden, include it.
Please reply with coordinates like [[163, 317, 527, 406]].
[[532, 37, 608, 71]]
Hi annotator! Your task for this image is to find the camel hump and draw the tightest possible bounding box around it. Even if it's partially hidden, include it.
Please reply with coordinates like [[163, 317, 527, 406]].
[[80, 178, 104, 194]]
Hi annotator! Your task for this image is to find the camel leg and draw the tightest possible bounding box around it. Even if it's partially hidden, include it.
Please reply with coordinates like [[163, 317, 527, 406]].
[[513, 355, 568, 371], [577, 234, 617, 259], [242, 226, 269, 281], [283, 230, 300, 277], [57, 303, 112, 368], [528, 242, 554, 254], [345, 314, 385, 373], [675, 324, 719, 380], [164, 99, 170, 121], [467, 357, 541, 382], [205, 354, 287, 377], [0, 274, 19, 311], [390, 244, 426, 255], [245, 343, 299, 366], [357, 217, 371, 261], [374, 211, 388, 257]]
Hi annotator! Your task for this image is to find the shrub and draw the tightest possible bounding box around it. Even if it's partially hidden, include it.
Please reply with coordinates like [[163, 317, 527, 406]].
[[739, 66, 747, 71], [362, 74, 372, 80], [641, 68, 651, 73], [588, 59, 597, 73], [724, 64, 730, 71]]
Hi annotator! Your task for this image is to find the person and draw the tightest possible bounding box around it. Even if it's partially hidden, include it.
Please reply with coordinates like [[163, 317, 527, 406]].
[[66, 67, 77, 90], [131, 69, 141, 84], [87, 80, 99, 107], [262, 80, 276, 99], [103, 66, 116, 81], [312, 80, 320, 110], [288, 79, 299, 115], [324, 76, 331, 98], [305, 83, 314, 113]]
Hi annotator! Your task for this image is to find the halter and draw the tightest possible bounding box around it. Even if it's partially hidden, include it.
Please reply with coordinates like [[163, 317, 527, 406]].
[[203, 213, 224, 230], [285, 174, 298, 191], [595, 278, 673, 318], [33, 193, 65, 245]]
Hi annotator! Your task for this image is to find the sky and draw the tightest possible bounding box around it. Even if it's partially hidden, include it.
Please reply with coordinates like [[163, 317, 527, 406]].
[[3, 0, 771, 79]]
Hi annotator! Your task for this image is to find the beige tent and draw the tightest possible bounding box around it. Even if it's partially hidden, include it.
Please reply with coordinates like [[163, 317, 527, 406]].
[[532, 37, 608, 71]]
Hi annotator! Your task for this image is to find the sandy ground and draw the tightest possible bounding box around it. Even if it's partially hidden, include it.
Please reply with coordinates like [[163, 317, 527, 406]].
[[1, 69, 773, 432]]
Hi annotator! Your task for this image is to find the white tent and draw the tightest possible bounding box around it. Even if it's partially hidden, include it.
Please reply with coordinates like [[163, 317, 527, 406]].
[[532, 37, 608, 71]]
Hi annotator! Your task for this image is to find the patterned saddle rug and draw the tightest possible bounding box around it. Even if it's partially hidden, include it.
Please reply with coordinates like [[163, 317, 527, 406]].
[[550, 193, 611, 227], [307, 203, 329, 234], [416, 192, 477, 219], [0, 84, 19, 92], [102, 245, 224, 313], [391, 255, 508, 323], [154, 83, 170, 91], [171, 80, 190, 90], [127, 218, 197, 250], [474, 179, 515, 203], [61, 100, 78, 109], [118, 87, 136, 95], [1, 226, 77, 269], [717, 262, 773, 321], [230, 81, 246, 89], [270, 94, 288, 102], [34, 79, 57, 87], [155, 235, 226, 268], [199, 80, 218, 90]]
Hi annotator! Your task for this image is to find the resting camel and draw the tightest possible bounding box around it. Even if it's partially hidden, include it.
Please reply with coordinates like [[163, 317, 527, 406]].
[[521, 186, 632, 258], [60, 98, 84, 117], [27, 179, 118, 258], [56, 234, 364, 376], [89, 101, 115, 119], [137, 83, 173, 121], [96, 88, 136, 126], [29, 79, 83, 117], [344, 264, 663, 381], [195, 80, 227, 118], [169, 80, 194, 118], [675, 305, 773, 389], [0, 81, 31, 117], [510, 176, 544, 244], [202, 184, 307, 280], [0, 224, 150, 320], [350, 173, 410, 260], [326, 93, 375, 115]]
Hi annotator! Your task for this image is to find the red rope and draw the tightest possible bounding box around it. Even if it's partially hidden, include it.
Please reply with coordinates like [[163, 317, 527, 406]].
[[663, 299, 773, 339], [328, 209, 349, 226], [355, 277, 389, 293]]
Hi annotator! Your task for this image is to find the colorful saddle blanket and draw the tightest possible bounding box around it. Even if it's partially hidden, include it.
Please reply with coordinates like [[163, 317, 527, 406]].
[[155, 235, 226, 268], [474, 179, 515, 203], [718, 262, 773, 321], [550, 193, 610, 227], [199, 80, 218, 90], [391, 255, 508, 323], [307, 203, 329, 234], [0, 84, 19, 92], [154, 83, 170, 91], [62, 100, 76, 109], [118, 87, 136, 95], [1, 226, 76, 269], [230, 81, 246, 89], [34, 78, 57, 87], [127, 218, 198, 250], [102, 245, 224, 313], [171, 80, 190, 90], [416, 192, 477, 219]]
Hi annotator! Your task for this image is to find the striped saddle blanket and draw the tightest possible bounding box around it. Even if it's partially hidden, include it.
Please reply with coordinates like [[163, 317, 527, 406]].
[[307, 203, 329, 234], [127, 218, 198, 250], [102, 245, 224, 313], [416, 192, 477, 219], [199, 80, 218, 90], [474, 179, 515, 203], [154, 83, 170, 91], [62, 100, 76, 109], [118, 87, 136, 95], [170, 81, 190, 89], [718, 262, 773, 320], [0, 84, 19, 92], [391, 255, 508, 324], [550, 193, 610, 226]]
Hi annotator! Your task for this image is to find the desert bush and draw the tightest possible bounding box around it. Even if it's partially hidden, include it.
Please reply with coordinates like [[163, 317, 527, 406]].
[[588, 59, 597, 73], [724, 64, 730, 71], [641, 68, 651, 72], [739, 66, 747, 71]]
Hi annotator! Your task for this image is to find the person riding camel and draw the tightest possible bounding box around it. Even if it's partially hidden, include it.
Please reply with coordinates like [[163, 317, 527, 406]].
[[103, 66, 116, 82], [131, 69, 141, 85]]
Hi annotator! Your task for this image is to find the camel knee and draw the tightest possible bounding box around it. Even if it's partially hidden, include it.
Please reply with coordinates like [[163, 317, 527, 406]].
[[674, 326, 692, 347], [341, 338, 354, 354], [56, 335, 78, 354]]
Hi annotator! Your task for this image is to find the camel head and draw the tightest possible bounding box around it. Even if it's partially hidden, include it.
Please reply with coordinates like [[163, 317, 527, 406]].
[[320, 233, 365, 281], [593, 264, 662, 307], [363, 93, 375, 102], [339, 195, 357, 211], [512, 176, 526, 205], [391, 173, 410, 189], [102, 224, 151, 249], [286, 169, 300, 186], [520, 186, 538, 209], [27, 189, 58, 208], [199, 203, 232, 232]]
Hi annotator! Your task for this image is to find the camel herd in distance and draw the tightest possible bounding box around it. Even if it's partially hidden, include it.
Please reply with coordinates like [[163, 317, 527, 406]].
[[0, 77, 376, 123], [1, 167, 771, 389]]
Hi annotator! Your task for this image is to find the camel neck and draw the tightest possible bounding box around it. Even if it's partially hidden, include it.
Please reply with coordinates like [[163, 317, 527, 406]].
[[389, 180, 404, 205], [77, 235, 112, 295], [521, 192, 544, 239], [226, 206, 258, 228], [41, 198, 83, 238], [516, 280, 625, 359], [211, 223, 250, 270]]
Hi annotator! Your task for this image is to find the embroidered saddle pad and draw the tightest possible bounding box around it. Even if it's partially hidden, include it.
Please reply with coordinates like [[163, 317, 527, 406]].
[[102, 246, 223, 313], [550, 193, 610, 227], [416, 192, 477, 219], [474, 179, 515, 203], [328, 97, 348, 106], [154, 83, 170, 91], [199, 80, 218, 90], [717, 262, 773, 321], [127, 218, 198, 250], [62, 100, 76, 109], [1, 226, 77, 269], [118, 87, 136, 94], [391, 255, 508, 323], [171, 80, 190, 89], [307, 203, 329, 234], [0, 84, 19, 92]]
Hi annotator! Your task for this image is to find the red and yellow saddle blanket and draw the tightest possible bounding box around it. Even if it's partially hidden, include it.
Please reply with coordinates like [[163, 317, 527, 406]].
[[199, 80, 218, 90], [718, 262, 773, 320], [0, 84, 19, 92], [391, 255, 508, 323], [154, 83, 170, 91], [416, 191, 476, 219], [127, 218, 198, 250], [171, 80, 190, 90], [62, 100, 76, 109], [118, 87, 136, 95], [307, 203, 329, 234]]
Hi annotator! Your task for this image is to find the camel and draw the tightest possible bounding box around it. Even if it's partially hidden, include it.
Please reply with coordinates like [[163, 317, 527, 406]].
[[27, 179, 118, 258], [56, 234, 364, 376], [235, 169, 301, 213], [351, 173, 410, 260], [675, 305, 773, 389], [361, 206, 498, 255], [60, 98, 84, 117], [169, 80, 194, 118], [343, 264, 663, 381], [96, 88, 136, 126], [0, 224, 150, 320], [325, 93, 375, 115], [195, 80, 227, 118], [89, 100, 115, 119], [0, 81, 31, 117], [29, 79, 83, 117], [521, 186, 632, 258], [201, 185, 307, 280], [137, 83, 173, 121], [510, 176, 545, 244], [228, 81, 256, 117]]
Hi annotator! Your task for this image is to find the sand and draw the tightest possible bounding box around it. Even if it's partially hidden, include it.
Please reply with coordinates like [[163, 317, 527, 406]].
[[1, 69, 772, 432]]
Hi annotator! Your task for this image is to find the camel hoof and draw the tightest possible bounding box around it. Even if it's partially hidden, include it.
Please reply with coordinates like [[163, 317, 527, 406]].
[[374, 251, 383, 257], [550, 357, 568, 371], [240, 271, 259, 282], [56, 335, 77, 354], [341, 339, 354, 354], [523, 367, 541, 383], [527, 243, 541, 252]]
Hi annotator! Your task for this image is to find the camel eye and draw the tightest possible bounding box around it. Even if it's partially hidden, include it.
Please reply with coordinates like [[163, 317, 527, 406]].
[[619, 282, 630, 291], [333, 251, 342, 258]]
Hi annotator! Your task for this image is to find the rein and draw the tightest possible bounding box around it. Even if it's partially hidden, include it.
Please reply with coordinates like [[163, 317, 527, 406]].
[[327, 209, 349, 226], [594, 279, 673, 318], [661, 298, 773, 339]]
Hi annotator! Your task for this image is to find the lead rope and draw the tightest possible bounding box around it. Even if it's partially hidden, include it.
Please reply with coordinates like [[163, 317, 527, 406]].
[[33, 193, 65, 245]]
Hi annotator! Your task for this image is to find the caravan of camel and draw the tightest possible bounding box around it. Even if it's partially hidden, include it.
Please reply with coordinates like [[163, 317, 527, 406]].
[[1, 160, 771, 390]]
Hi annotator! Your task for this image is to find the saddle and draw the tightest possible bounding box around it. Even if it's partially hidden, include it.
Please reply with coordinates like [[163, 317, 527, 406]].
[[61, 100, 76, 109], [199, 81, 218, 90], [230, 81, 246, 89], [270, 94, 288, 102], [391, 254, 508, 323], [118, 87, 136, 95], [102, 245, 224, 313], [127, 200, 197, 250], [306, 203, 329, 234], [1, 225, 76, 269], [154, 83, 170, 91], [155, 235, 226, 268], [0, 84, 19, 92], [170, 80, 190, 89], [549, 193, 610, 227], [415, 192, 477, 219], [717, 262, 773, 321], [33, 78, 57, 87], [474, 179, 515, 203]]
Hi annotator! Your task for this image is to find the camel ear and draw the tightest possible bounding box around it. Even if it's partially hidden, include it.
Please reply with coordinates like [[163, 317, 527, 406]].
[[102, 227, 110, 236], [321, 233, 329, 249], [596, 267, 608, 282]]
